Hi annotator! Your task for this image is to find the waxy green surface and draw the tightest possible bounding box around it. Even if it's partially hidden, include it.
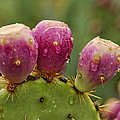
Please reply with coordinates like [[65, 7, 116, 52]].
[[0, 78, 100, 120]]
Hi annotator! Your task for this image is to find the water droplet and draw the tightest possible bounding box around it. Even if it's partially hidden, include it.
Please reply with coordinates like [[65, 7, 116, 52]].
[[42, 49, 48, 56], [66, 59, 70, 63], [2, 62, 5, 65], [69, 97, 74, 105], [52, 100, 55, 104], [54, 104, 56, 108], [55, 46, 61, 54], [48, 110, 52, 112], [90, 61, 99, 72], [14, 49, 16, 51]]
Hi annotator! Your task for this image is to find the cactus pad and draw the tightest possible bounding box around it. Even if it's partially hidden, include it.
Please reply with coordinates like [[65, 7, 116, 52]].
[[0, 78, 100, 120]]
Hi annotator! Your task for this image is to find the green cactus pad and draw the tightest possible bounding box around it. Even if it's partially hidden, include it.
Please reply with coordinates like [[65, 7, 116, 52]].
[[0, 78, 100, 120]]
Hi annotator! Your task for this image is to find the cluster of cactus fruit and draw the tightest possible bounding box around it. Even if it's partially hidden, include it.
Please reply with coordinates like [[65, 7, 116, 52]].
[[0, 20, 119, 120]]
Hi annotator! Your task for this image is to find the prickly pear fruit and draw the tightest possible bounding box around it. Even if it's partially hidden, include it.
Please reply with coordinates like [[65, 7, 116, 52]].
[[75, 36, 120, 92], [102, 98, 120, 120], [33, 20, 73, 74], [0, 23, 38, 83]]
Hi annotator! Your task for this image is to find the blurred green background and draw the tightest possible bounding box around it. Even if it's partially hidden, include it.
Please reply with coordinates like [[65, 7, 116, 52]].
[[0, 0, 120, 103]]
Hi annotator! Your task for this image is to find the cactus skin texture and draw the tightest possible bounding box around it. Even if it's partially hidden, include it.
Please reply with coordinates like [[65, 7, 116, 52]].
[[0, 78, 100, 120], [75, 36, 120, 92], [102, 98, 120, 120], [0, 23, 38, 83], [33, 20, 73, 74]]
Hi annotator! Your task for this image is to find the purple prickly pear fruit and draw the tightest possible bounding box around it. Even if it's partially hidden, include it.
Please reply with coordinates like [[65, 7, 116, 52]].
[[0, 23, 38, 83], [33, 20, 73, 74], [102, 98, 120, 120], [75, 36, 120, 92]]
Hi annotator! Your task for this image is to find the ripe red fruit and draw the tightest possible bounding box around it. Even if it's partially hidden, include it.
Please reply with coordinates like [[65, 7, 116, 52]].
[[0, 23, 38, 83], [75, 37, 120, 92], [33, 20, 73, 74]]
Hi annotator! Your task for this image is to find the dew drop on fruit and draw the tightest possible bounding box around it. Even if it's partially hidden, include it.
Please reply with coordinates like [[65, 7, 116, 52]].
[[90, 61, 99, 72], [2, 62, 5, 65]]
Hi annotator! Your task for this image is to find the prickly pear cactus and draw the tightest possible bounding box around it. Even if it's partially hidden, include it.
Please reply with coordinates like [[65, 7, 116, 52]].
[[0, 78, 100, 120]]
